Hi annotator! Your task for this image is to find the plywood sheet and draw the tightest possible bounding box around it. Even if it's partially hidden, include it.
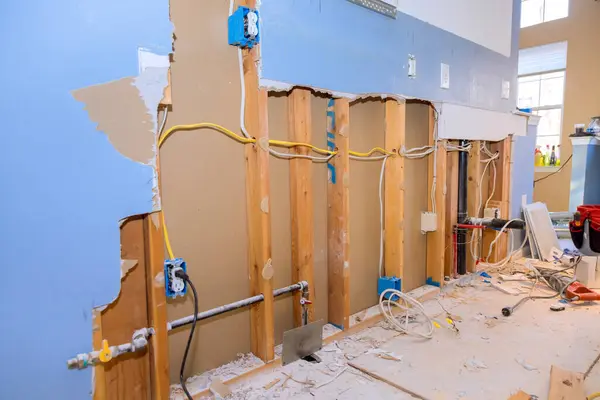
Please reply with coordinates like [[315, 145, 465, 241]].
[[349, 100, 385, 314], [164, 0, 251, 382]]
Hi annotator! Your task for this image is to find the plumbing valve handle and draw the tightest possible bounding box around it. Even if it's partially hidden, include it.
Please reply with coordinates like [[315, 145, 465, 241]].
[[98, 340, 113, 363]]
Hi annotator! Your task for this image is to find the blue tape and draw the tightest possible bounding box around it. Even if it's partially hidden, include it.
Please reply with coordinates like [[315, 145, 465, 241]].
[[426, 277, 441, 287], [327, 164, 336, 184]]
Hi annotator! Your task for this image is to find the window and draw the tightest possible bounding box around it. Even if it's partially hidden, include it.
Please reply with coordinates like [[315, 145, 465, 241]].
[[519, 71, 565, 149], [521, 0, 569, 28], [518, 42, 568, 151]]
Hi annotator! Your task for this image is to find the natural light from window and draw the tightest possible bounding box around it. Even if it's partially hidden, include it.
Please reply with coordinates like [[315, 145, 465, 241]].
[[521, 0, 569, 28], [518, 71, 565, 150]]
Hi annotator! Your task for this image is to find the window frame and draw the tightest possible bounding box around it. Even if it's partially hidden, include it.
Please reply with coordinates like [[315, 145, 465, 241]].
[[518, 69, 566, 148], [520, 0, 569, 28]]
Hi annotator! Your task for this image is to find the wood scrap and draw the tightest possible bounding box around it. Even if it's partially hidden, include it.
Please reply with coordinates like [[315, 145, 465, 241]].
[[548, 365, 585, 400], [347, 362, 431, 400], [209, 378, 232, 399], [584, 350, 600, 380], [263, 378, 280, 390], [507, 390, 533, 399]]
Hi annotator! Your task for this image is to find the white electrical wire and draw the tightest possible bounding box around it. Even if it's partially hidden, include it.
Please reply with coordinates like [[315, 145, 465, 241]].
[[378, 156, 388, 278], [431, 110, 439, 214], [477, 219, 530, 272], [379, 289, 434, 339], [268, 147, 334, 162]]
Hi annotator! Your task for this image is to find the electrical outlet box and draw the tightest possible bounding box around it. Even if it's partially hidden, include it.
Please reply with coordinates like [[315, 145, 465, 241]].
[[501, 80, 510, 99], [228, 6, 260, 49], [164, 258, 187, 298], [421, 212, 438, 233], [408, 55, 417, 78], [440, 63, 450, 89], [484, 207, 500, 219], [378, 276, 402, 298]]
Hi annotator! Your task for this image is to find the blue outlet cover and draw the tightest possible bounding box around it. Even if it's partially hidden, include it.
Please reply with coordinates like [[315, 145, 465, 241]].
[[164, 258, 187, 298], [378, 276, 402, 299], [228, 6, 260, 49]]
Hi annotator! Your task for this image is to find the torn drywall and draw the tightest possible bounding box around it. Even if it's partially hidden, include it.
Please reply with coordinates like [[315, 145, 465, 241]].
[[72, 66, 168, 210]]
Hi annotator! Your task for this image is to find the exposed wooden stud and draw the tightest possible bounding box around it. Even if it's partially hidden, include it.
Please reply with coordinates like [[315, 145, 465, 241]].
[[466, 141, 481, 272], [144, 213, 170, 400], [384, 99, 405, 283], [288, 88, 315, 326], [327, 98, 351, 330], [482, 137, 512, 263], [92, 308, 106, 400], [239, 0, 275, 361], [426, 105, 447, 287], [444, 150, 458, 277]]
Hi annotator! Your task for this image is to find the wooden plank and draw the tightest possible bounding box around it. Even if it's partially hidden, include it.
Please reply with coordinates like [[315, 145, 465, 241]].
[[327, 98, 351, 330], [444, 150, 458, 277], [426, 106, 447, 287], [384, 99, 405, 283], [347, 362, 431, 400], [97, 216, 151, 400], [144, 213, 170, 400], [239, 3, 275, 361], [288, 88, 315, 326], [548, 365, 585, 400], [467, 140, 481, 272]]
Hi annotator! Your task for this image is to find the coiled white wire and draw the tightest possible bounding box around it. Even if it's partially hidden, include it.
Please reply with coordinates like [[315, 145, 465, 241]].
[[379, 289, 434, 339]]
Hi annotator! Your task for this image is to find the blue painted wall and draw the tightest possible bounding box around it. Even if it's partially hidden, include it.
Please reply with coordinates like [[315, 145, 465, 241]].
[[260, 0, 520, 113], [0, 1, 171, 398], [511, 120, 538, 252]]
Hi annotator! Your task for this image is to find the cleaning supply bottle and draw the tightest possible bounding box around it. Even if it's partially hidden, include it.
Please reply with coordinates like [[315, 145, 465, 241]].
[[550, 145, 557, 166], [543, 145, 551, 166], [534, 146, 543, 167]]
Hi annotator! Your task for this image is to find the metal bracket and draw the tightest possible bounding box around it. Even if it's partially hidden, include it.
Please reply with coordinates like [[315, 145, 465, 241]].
[[347, 0, 397, 19], [282, 320, 324, 366]]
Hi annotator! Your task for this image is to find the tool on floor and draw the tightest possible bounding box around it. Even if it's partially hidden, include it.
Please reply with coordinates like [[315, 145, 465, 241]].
[[565, 281, 600, 301]]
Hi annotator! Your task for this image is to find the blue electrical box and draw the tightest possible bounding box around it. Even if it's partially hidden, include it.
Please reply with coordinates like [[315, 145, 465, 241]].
[[228, 6, 260, 49], [164, 258, 187, 299], [378, 276, 402, 299]]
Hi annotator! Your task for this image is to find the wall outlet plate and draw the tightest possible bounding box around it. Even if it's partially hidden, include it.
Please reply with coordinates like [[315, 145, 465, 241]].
[[408, 55, 417, 78], [421, 212, 438, 233], [484, 207, 500, 219], [501, 80, 510, 99], [164, 258, 187, 298], [440, 63, 450, 89]]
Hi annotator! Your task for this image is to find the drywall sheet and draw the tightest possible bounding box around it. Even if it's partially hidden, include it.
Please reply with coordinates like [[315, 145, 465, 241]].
[[437, 103, 528, 141], [0, 1, 171, 398], [260, 0, 520, 113], [396, 0, 513, 57]]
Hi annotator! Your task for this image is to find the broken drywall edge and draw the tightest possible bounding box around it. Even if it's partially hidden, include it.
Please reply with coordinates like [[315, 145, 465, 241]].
[[72, 77, 156, 165], [121, 259, 139, 279], [259, 78, 410, 103], [134, 66, 169, 211]]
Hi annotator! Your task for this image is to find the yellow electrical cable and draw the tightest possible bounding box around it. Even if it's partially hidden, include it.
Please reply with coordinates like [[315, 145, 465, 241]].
[[161, 212, 175, 260], [158, 121, 397, 259], [588, 393, 600, 400]]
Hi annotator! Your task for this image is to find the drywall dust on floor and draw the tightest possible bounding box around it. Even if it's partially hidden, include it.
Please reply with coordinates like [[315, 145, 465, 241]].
[[175, 275, 600, 400]]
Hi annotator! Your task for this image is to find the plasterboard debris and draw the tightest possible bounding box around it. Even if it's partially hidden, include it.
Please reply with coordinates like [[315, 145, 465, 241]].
[[263, 378, 280, 390], [515, 358, 538, 372], [463, 357, 488, 372], [170, 352, 264, 399]]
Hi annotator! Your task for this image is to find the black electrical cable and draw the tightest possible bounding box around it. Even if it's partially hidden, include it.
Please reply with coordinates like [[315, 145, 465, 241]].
[[175, 270, 198, 400], [533, 154, 572, 185]]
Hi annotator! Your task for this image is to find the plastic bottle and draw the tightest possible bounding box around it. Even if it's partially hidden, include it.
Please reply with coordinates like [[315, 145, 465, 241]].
[[543, 145, 551, 166], [534, 146, 543, 166], [550, 145, 557, 166]]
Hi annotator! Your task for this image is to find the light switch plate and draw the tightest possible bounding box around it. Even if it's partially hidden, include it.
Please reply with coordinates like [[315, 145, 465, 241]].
[[408, 55, 417, 78], [440, 63, 450, 89]]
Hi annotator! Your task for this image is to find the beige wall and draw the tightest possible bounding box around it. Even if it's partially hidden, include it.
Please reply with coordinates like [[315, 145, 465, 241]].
[[520, 0, 600, 211]]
